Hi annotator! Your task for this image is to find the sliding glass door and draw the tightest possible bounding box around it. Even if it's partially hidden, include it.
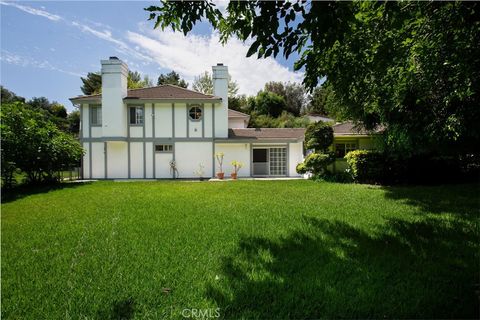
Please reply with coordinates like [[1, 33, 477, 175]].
[[252, 147, 287, 176]]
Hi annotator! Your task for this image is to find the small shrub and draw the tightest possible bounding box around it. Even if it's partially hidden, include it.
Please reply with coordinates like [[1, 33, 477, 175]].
[[299, 152, 335, 177], [345, 150, 385, 184], [296, 162, 307, 174]]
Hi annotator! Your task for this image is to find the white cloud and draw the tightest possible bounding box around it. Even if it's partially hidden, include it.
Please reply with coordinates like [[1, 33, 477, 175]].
[[0, 50, 83, 77], [0, 1, 62, 21], [126, 28, 303, 95], [71, 21, 153, 64]]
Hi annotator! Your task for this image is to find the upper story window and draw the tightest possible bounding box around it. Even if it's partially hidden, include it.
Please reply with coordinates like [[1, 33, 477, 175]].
[[129, 106, 144, 125], [91, 106, 102, 126], [335, 143, 357, 158], [189, 105, 202, 120]]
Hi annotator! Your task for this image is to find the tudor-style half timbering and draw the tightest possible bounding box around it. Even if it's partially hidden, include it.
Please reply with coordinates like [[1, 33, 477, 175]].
[[70, 57, 306, 179]]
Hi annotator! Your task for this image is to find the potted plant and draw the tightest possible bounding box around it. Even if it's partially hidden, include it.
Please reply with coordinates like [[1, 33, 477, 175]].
[[215, 152, 225, 179], [230, 160, 243, 180]]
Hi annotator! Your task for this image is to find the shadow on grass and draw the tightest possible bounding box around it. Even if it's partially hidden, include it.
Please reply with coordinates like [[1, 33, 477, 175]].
[[207, 214, 479, 318], [96, 297, 136, 320], [382, 183, 480, 217], [1, 181, 92, 204]]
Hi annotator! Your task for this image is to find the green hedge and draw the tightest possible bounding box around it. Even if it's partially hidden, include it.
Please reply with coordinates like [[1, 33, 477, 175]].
[[345, 150, 385, 184]]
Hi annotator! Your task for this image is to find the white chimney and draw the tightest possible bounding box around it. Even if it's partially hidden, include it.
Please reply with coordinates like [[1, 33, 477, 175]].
[[212, 63, 228, 138], [101, 57, 128, 137]]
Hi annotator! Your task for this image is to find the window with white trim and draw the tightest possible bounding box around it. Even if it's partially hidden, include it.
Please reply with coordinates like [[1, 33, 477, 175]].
[[155, 144, 173, 152], [91, 106, 102, 125], [129, 106, 144, 125]]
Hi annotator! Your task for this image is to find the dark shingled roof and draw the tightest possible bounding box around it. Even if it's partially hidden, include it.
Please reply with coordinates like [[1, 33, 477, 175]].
[[70, 84, 221, 101], [227, 128, 305, 140], [332, 121, 383, 136]]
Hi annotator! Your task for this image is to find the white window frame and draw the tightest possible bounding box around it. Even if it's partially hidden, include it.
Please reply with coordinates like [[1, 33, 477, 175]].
[[129, 106, 144, 125], [90, 106, 102, 126]]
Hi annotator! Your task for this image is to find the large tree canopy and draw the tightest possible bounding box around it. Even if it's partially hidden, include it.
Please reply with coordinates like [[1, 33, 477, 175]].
[[81, 71, 153, 95], [264, 81, 307, 116], [192, 71, 239, 97], [157, 70, 188, 88], [146, 1, 480, 155]]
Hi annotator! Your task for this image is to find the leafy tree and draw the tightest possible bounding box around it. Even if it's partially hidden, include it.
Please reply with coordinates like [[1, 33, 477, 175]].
[[157, 70, 188, 88], [80, 72, 102, 95], [192, 71, 239, 97], [146, 1, 480, 156], [1, 86, 25, 104], [128, 71, 153, 89], [50, 103, 68, 119], [264, 81, 307, 116], [305, 121, 334, 152], [306, 86, 335, 116], [249, 111, 309, 129], [1, 102, 83, 187], [253, 91, 286, 117], [228, 94, 248, 112], [297, 121, 335, 177], [67, 110, 80, 135], [81, 70, 153, 95]]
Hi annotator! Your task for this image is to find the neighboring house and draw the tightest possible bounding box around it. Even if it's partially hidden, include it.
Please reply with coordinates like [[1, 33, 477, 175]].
[[70, 57, 305, 179], [330, 121, 383, 172]]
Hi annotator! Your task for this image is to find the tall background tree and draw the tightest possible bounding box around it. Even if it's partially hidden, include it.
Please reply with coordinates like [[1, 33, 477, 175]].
[[264, 81, 307, 116], [192, 71, 239, 97], [157, 70, 188, 88], [146, 1, 480, 156], [80, 70, 153, 95]]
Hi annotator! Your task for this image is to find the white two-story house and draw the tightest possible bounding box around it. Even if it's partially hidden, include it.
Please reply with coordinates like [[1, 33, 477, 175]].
[[70, 57, 305, 179]]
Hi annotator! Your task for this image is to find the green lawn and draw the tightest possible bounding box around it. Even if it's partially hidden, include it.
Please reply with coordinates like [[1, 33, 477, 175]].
[[2, 181, 479, 319]]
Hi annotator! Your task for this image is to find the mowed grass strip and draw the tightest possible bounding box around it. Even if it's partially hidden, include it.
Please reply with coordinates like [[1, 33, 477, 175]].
[[1, 180, 479, 319]]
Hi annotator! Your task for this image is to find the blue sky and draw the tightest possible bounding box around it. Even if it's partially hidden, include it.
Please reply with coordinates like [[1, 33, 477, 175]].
[[1, 1, 303, 111]]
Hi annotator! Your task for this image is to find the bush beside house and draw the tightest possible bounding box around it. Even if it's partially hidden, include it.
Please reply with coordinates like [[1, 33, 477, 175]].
[[1, 102, 84, 188]]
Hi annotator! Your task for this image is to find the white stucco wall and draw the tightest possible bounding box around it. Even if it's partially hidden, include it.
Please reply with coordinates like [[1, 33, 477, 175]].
[[91, 126, 102, 138], [101, 59, 127, 137], [175, 142, 213, 178], [155, 153, 173, 178], [228, 118, 247, 129], [129, 126, 143, 138], [174, 103, 187, 138], [83, 142, 90, 178], [214, 143, 251, 177], [288, 141, 304, 177], [107, 141, 128, 178], [203, 103, 213, 138], [188, 117, 203, 138], [214, 102, 228, 138], [144, 104, 152, 138], [154, 103, 173, 138], [213, 65, 229, 138], [145, 142, 153, 178], [91, 142, 105, 179], [82, 105, 89, 138], [130, 142, 144, 178]]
